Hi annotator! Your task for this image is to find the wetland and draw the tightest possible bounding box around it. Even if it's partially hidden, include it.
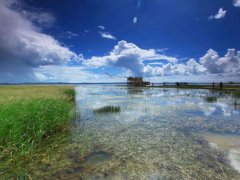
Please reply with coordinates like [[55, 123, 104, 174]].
[[1, 85, 240, 179]]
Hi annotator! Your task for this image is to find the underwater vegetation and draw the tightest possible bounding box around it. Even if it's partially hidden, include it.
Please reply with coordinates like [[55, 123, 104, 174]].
[[205, 96, 218, 102], [0, 86, 76, 170], [233, 91, 240, 98], [93, 106, 121, 114], [7, 120, 238, 179]]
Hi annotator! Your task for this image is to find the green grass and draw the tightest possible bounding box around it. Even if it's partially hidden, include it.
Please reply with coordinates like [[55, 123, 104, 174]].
[[0, 86, 76, 163], [94, 106, 121, 114], [64, 89, 75, 101]]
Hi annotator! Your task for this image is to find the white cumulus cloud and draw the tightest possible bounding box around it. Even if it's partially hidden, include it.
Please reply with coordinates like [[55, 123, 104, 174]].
[[144, 48, 240, 79], [233, 0, 240, 7], [84, 40, 178, 76], [200, 49, 240, 74], [144, 59, 206, 77], [0, 0, 80, 83], [209, 8, 227, 20]]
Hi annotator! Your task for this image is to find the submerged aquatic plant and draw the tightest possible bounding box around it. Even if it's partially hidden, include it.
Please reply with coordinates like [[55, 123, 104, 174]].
[[233, 91, 240, 98], [93, 106, 121, 114], [206, 96, 217, 102]]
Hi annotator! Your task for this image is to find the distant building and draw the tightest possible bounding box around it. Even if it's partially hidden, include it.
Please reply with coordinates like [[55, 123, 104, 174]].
[[127, 77, 150, 86]]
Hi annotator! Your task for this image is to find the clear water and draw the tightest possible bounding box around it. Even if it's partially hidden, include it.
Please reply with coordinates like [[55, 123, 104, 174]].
[[4, 85, 240, 179]]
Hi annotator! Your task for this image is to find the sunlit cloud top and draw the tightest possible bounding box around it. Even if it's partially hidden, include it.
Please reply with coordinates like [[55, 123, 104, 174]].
[[0, 0, 240, 83]]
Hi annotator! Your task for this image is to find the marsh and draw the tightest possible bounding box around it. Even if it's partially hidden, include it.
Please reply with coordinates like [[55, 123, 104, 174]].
[[2, 85, 240, 179]]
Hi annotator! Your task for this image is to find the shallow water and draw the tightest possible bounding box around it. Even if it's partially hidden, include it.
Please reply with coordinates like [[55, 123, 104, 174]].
[[195, 132, 240, 173], [2, 85, 240, 179]]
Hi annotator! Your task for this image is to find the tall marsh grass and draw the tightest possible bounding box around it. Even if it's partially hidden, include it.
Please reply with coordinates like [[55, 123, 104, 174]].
[[0, 86, 76, 163], [205, 96, 217, 102], [93, 106, 121, 114]]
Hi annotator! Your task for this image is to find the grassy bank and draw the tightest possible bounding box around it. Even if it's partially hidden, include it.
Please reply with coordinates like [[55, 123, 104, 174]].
[[0, 86, 76, 165]]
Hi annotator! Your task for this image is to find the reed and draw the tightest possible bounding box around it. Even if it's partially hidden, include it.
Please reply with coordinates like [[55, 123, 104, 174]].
[[205, 96, 217, 102], [0, 86, 76, 163], [93, 106, 121, 114]]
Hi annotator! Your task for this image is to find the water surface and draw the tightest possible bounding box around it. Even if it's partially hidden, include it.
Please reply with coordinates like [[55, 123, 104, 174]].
[[4, 85, 240, 179]]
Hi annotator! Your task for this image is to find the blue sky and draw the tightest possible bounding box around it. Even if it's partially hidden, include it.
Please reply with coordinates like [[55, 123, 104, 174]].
[[0, 0, 240, 83]]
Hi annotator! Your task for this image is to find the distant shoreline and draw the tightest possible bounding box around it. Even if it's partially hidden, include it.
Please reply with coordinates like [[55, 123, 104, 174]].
[[1, 82, 240, 85], [1, 82, 240, 92], [148, 84, 240, 91]]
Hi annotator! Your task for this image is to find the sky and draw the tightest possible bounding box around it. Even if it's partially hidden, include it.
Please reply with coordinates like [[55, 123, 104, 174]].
[[0, 0, 240, 83]]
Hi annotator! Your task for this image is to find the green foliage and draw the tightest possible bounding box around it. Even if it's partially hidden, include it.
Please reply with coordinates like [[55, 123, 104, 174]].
[[64, 89, 75, 101], [94, 106, 121, 114]]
